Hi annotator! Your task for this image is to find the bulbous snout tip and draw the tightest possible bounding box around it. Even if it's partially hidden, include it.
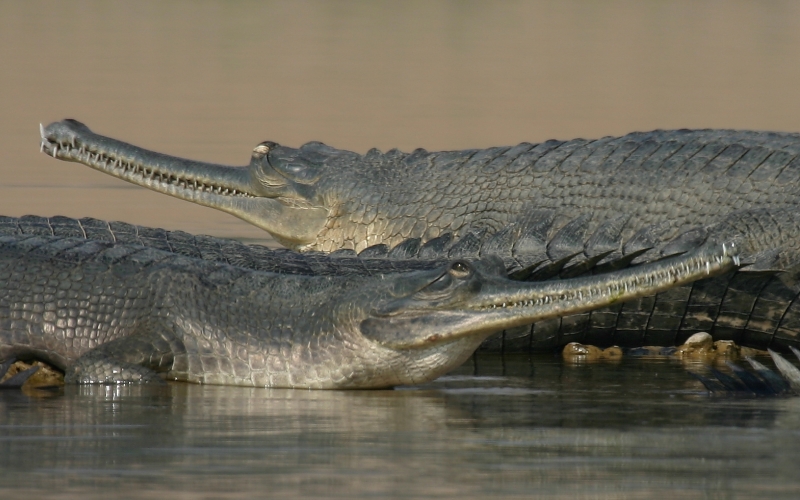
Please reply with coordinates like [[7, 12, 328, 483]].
[[40, 119, 94, 151]]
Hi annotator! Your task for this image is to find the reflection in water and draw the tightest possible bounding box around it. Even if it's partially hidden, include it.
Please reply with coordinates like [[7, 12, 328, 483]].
[[2, 355, 800, 499]]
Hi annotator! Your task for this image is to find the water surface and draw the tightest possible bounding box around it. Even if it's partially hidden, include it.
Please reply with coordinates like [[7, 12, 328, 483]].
[[2, 355, 800, 499]]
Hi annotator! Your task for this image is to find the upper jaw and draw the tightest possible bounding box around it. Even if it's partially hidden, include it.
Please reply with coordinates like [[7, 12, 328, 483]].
[[39, 120, 329, 248]]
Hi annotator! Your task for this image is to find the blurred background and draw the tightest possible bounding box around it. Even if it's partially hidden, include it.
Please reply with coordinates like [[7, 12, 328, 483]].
[[2, 0, 800, 246]]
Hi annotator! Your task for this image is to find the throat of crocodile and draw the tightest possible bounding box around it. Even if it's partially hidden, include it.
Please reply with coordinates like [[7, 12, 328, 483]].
[[39, 120, 328, 248]]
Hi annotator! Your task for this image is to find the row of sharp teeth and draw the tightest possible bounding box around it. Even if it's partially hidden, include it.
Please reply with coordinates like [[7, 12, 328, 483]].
[[483, 252, 733, 311], [487, 297, 552, 309], [43, 140, 252, 198]]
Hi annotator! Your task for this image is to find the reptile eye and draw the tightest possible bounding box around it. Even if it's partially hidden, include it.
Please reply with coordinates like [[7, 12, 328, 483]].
[[273, 160, 323, 184], [449, 261, 471, 278]]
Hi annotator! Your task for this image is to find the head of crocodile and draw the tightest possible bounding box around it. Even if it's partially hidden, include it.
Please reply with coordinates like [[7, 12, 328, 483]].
[[40, 119, 390, 251]]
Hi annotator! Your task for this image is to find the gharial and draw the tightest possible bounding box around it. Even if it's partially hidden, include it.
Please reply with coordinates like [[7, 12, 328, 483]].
[[18, 121, 800, 386], [0, 230, 736, 388], [5, 209, 800, 355], [33, 120, 800, 354], [39, 120, 800, 253]]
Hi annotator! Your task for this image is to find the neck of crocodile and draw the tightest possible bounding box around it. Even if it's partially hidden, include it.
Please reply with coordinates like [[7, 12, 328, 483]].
[[0, 234, 736, 388]]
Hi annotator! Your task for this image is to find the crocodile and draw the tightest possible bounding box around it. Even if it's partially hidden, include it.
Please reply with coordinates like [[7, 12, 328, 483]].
[[31, 121, 800, 355], [0, 233, 736, 388], [39, 120, 800, 253], [5, 209, 800, 354]]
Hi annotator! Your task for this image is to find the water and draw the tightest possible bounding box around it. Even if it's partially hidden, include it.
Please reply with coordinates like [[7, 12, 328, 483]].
[[2, 355, 800, 499], [3, 1, 800, 497]]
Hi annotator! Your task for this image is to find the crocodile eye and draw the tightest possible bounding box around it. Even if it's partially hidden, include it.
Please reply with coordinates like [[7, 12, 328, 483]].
[[449, 261, 471, 278], [272, 159, 323, 184]]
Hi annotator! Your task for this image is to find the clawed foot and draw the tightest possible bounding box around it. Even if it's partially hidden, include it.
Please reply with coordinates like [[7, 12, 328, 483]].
[[689, 348, 800, 396], [0, 358, 41, 389]]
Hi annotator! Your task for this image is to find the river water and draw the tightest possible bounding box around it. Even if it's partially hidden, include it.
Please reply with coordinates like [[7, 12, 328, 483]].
[[2, 1, 800, 498], [3, 354, 800, 499]]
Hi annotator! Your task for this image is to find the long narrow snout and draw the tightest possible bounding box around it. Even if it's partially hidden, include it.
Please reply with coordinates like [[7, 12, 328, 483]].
[[362, 242, 740, 349], [39, 120, 328, 247]]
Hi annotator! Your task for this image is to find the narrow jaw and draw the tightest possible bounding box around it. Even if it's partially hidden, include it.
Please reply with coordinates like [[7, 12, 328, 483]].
[[361, 242, 740, 349], [39, 120, 328, 248]]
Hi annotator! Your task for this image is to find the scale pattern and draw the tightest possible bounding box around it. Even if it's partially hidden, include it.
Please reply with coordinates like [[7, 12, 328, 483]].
[[309, 130, 800, 251], [0, 233, 490, 388], [2, 212, 800, 354]]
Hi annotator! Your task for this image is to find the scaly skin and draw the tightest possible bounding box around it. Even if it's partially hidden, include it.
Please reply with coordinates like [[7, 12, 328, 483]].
[[0, 233, 736, 388], [40, 120, 800, 252], [6, 209, 800, 353]]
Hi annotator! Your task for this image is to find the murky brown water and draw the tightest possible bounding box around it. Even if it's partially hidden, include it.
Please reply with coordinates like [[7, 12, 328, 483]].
[[3, 1, 800, 498]]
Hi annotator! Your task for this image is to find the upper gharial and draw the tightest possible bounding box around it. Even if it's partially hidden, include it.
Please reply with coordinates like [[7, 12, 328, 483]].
[[40, 120, 800, 253]]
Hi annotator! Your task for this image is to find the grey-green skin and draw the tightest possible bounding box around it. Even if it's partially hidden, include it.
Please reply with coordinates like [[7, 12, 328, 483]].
[[0, 233, 736, 388], [6, 209, 800, 354], [40, 120, 800, 253]]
